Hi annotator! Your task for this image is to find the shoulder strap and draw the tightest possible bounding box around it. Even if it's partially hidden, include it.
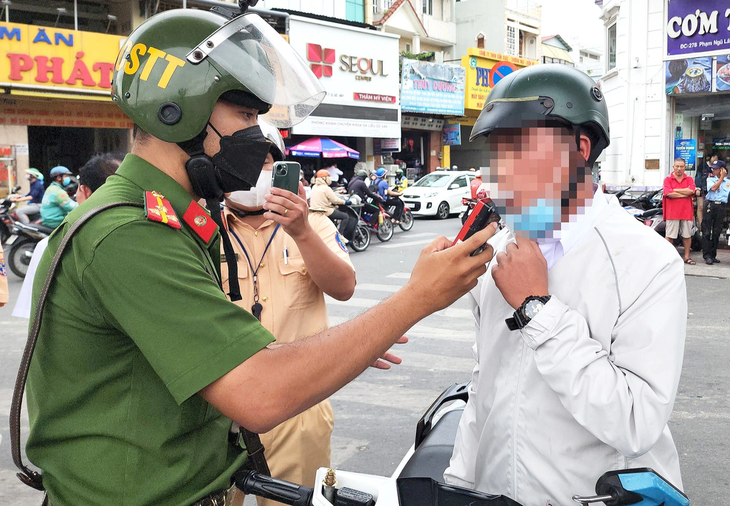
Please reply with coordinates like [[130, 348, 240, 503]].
[[10, 201, 143, 491]]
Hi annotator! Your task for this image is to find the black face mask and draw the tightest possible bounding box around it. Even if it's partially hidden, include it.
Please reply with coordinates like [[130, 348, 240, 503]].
[[209, 124, 271, 193]]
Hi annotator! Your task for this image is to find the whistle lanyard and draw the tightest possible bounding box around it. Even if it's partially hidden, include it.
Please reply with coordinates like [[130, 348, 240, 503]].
[[229, 224, 280, 321]]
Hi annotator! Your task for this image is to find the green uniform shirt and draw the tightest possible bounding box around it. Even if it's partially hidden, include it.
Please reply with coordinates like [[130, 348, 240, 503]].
[[26, 154, 274, 506]]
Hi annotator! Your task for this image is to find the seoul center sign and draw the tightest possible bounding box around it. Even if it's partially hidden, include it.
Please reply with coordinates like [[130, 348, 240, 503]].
[[289, 15, 400, 138]]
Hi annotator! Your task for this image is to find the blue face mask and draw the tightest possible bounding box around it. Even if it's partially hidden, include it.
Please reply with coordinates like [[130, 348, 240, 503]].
[[497, 198, 562, 240], [62, 176, 71, 186]]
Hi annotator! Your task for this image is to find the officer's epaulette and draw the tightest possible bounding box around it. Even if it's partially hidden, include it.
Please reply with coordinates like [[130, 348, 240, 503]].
[[144, 191, 181, 229]]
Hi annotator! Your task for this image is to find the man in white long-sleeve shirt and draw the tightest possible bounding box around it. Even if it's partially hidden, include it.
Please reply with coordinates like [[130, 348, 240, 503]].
[[444, 65, 686, 506]]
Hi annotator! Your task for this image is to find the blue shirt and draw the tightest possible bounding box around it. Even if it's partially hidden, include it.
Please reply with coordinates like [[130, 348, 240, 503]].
[[376, 178, 389, 199], [27, 180, 44, 204], [706, 176, 730, 203]]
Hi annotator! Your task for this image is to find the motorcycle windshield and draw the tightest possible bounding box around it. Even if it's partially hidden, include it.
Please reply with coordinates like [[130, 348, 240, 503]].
[[187, 13, 326, 128]]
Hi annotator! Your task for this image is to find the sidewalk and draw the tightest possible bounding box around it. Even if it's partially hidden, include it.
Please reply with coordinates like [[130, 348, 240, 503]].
[[682, 247, 730, 279]]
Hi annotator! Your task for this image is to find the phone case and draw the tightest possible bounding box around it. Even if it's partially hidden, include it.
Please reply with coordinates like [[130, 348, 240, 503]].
[[272, 162, 300, 194]]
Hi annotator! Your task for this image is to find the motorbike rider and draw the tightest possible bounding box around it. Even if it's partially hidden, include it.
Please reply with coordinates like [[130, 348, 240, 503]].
[[40, 165, 77, 228], [445, 64, 686, 504], [394, 167, 408, 192], [374, 167, 405, 222], [348, 164, 384, 227], [20, 6, 496, 506], [12, 153, 122, 320], [310, 169, 357, 241], [10, 168, 45, 224]]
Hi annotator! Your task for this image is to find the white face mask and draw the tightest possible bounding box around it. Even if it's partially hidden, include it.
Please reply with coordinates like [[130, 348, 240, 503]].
[[227, 169, 273, 209]]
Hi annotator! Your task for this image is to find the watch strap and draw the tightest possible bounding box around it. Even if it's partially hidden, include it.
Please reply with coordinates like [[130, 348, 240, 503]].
[[505, 295, 551, 331]]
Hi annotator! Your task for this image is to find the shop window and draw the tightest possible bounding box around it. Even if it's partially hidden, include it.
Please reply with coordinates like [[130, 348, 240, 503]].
[[423, 0, 433, 16], [346, 0, 364, 23], [607, 22, 617, 72]]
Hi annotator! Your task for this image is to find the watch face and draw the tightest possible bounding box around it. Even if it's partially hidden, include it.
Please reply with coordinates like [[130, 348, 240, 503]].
[[524, 300, 545, 319]]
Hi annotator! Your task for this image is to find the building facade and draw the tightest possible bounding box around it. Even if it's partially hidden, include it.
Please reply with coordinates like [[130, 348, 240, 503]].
[[598, 0, 730, 187]]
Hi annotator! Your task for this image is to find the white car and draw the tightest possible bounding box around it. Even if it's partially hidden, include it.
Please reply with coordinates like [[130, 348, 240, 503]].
[[402, 171, 475, 219]]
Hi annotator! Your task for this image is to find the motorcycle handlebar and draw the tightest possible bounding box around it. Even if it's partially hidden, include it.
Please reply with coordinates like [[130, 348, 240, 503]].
[[235, 471, 313, 506]]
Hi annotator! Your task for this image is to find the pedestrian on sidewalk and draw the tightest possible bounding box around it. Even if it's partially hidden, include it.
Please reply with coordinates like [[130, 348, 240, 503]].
[[663, 157, 696, 264], [702, 161, 729, 264], [695, 154, 716, 227]]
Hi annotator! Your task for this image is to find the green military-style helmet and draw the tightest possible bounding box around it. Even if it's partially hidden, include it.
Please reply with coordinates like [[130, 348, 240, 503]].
[[112, 9, 326, 143], [470, 64, 610, 165]]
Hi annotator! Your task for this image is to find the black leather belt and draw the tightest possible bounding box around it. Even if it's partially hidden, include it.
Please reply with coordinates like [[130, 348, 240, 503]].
[[707, 200, 727, 204], [192, 489, 228, 506]]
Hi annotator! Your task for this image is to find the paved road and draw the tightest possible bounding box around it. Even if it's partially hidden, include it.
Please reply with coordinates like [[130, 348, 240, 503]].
[[1, 216, 728, 505]]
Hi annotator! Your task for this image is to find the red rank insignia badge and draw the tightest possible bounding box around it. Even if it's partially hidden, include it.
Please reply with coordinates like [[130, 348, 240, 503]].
[[183, 200, 218, 243], [144, 191, 181, 230]]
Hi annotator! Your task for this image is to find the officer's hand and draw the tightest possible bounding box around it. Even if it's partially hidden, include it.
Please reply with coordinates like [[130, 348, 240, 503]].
[[492, 235, 549, 309], [370, 335, 408, 369], [263, 186, 312, 240], [404, 223, 497, 315]]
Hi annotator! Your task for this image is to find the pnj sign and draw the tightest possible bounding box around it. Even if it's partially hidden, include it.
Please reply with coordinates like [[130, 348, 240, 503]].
[[0, 22, 124, 92], [666, 0, 730, 57]]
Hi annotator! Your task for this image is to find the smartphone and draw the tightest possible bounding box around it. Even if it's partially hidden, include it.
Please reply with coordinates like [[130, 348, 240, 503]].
[[453, 199, 500, 256], [272, 161, 301, 194]]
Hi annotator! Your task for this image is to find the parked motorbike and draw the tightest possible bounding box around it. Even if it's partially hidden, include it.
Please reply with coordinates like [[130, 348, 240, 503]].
[[627, 192, 702, 252], [236, 382, 689, 506], [5, 221, 55, 278], [0, 186, 24, 244]]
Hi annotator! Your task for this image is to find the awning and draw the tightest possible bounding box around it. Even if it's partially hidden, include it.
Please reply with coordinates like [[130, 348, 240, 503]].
[[287, 137, 359, 159]]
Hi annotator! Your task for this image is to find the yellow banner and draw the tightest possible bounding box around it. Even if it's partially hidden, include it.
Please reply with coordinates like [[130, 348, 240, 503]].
[[461, 48, 537, 113], [0, 22, 125, 95]]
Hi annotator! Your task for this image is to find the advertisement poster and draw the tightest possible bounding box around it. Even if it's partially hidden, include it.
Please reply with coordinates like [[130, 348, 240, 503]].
[[674, 138, 697, 171], [715, 54, 730, 91], [400, 59, 465, 115], [442, 123, 461, 146], [665, 57, 712, 94], [666, 0, 730, 58]]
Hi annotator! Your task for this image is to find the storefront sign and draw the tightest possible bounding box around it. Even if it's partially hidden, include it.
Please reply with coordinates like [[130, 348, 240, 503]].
[[0, 22, 124, 94], [373, 138, 400, 155], [666, 0, 730, 58], [0, 97, 133, 128], [353, 92, 396, 103], [460, 48, 537, 113], [289, 16, 400, 138], [674, 138, 697, 171], [401, 59, 465, 115], [442, 123, 461, 146], [402, 115, 444, 131]]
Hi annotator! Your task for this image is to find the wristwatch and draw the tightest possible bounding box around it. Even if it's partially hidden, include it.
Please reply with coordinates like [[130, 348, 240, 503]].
[[505, 295, 551, 331]]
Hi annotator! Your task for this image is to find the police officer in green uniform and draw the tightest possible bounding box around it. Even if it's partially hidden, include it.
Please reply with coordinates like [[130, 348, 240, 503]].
[[21, 6, 497, 506]]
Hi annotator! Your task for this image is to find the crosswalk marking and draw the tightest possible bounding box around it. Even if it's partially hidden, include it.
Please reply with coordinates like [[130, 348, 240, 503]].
[[356, 283, 402, 293], [376, 239, 435, 249], [326, 297, 474, 319], [386, 272, 411, 279], [328, 316, 475, 343], [395, 350, 475, 373], [332, 381, 442, 414], [391, 232, 439, 239]]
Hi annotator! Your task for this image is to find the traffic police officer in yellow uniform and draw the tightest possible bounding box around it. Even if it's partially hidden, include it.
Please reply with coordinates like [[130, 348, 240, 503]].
[[20, 5, 498, 506]]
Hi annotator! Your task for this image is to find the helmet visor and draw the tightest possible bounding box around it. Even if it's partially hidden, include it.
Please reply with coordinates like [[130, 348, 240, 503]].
[[187, 13, 326, 128]]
